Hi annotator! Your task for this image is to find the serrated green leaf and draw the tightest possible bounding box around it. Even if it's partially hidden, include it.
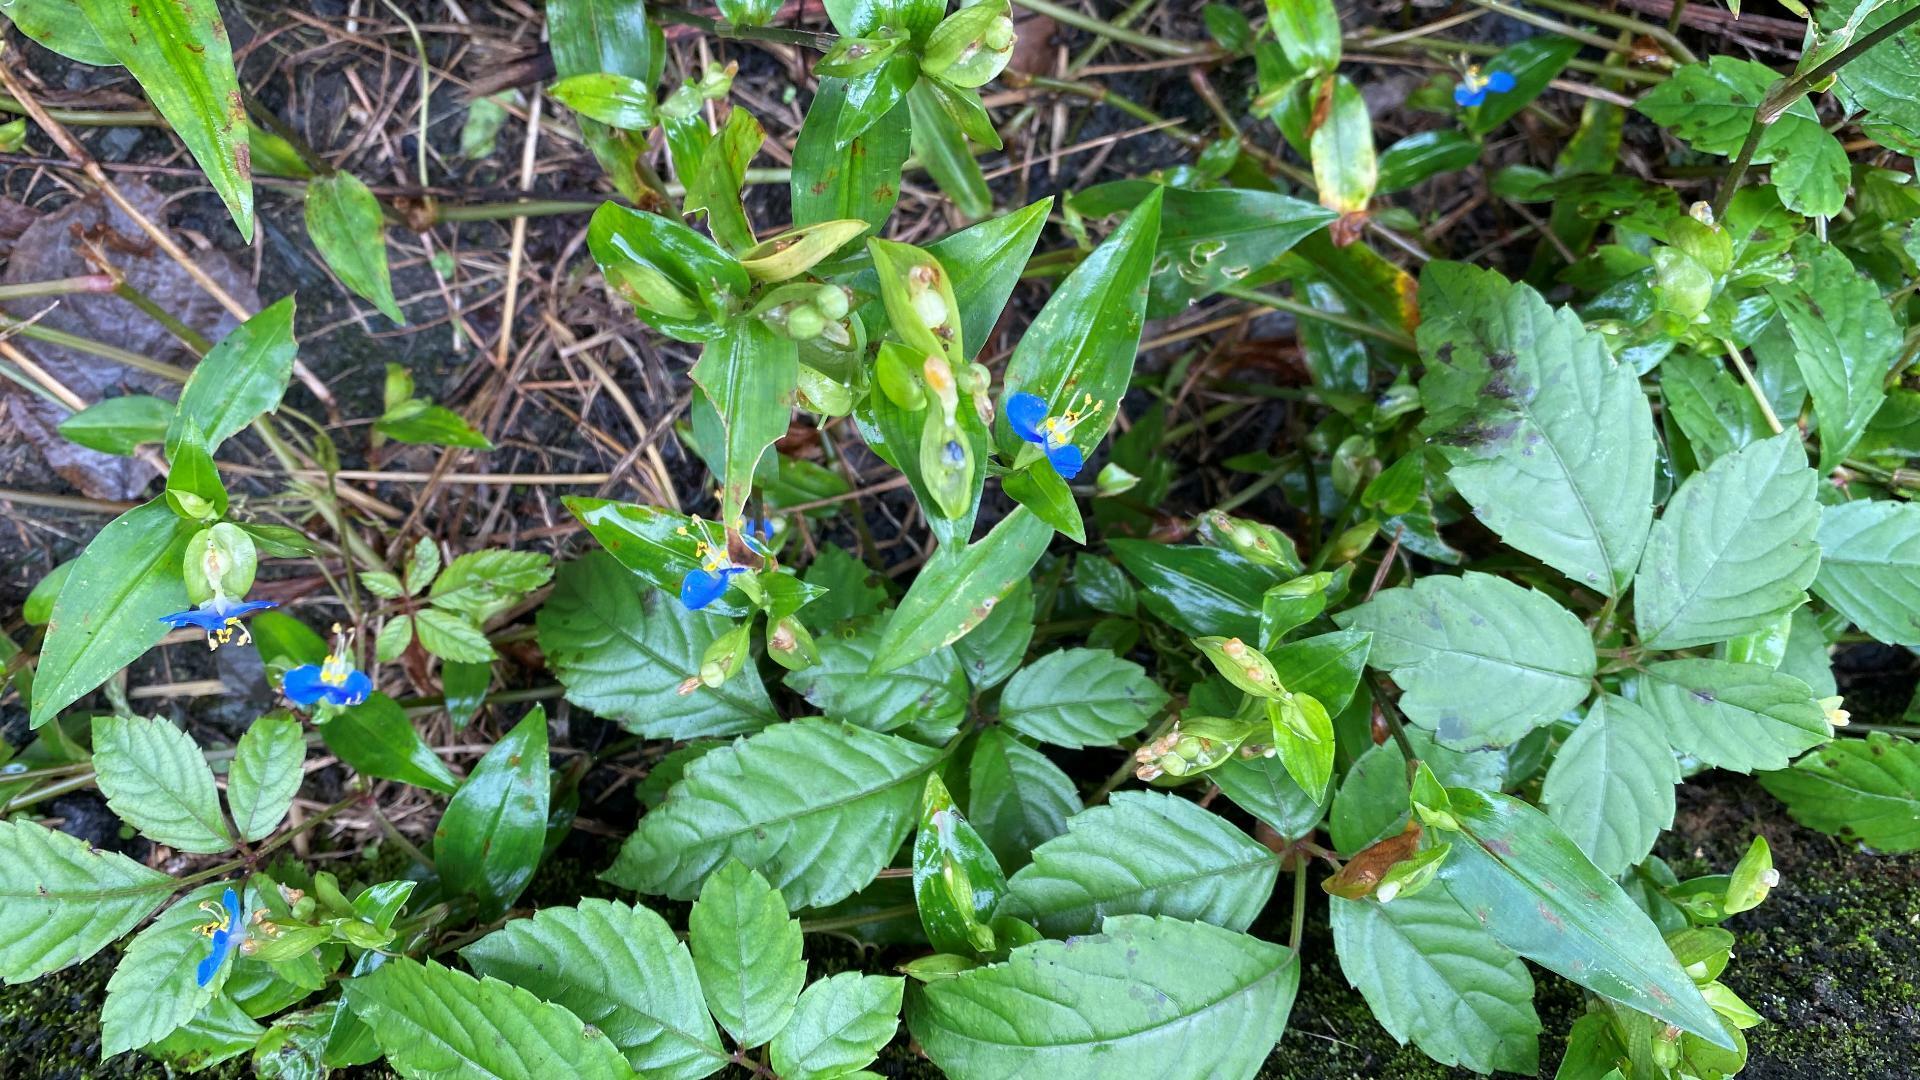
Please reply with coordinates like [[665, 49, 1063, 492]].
[[1336, 572, 1594, 748], [688, 860, 805, 1049], [1765, 239, 1900, 471], [375, 613, 414, 663], [1330, 888, 1540, 1074], [771, 972, 903, 1080], [910, 914, 1299, 1080], [1758, 731, 1920, 851], [1633, 431, 1820, 649], [786, 621, 967, 738], [1540, 696, 1678, 876], [1814, 499, 1920, 645], [147, 991, 264, 1070], [967, 728, 1082, 871], [1826, 0, 1920, 152], [463, 898, 726, 1078], [604, 719, 941, 908], [0, 818, 175, 983], [228, 715, 305, 843], [100, 883, 227, 1057], [429, 550, 553, 622], [58, 395, 173, 456], [92, 715, 232, 853], [305, 173, 402, 323], [871, 507, 1052, 673], [998, 647, 1168, 749], [999, 791, 1278, 935], [538, 552, 777, 738], [1661, 350, 1769, 467], [1635, 659, 1829, 773], [319, 693, 459, 795], [435, 708, 548, 918], [907, 79, 990, 219], [414, 609, 495, 663], [800, 544, 889, 631], [344, 957, 633, 1080], [168, 296, 298, 457]]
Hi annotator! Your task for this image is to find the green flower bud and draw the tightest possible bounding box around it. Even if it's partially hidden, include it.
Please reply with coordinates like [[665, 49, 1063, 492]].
[[813, 283, 851, 321], [922, 2, 1017, 88], [700, 622, 752, 687], [184, 522, 258, 605], [786, 304, 826, 340], [875, 341, 928, 411], [767, 615, 821, 671]]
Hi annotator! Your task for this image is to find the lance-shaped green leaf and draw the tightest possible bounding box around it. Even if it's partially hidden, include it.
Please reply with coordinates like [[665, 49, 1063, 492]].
[[1310, 75, 1375, 215], [998, 647, 1167, 749], [997, 186, 1162, 461], [907, 79, 991, 219], [1764, 239, 1901, 471], [0, 818, 175, 983], [688, 860, 804, 1049], [587, 203, 747, 342], [1814, 499, 1920, 646], [1463, 35, 1580, 135], [1540, 696, 1678, 877], [75, 0, 250, 235], [1267, 0, 1340, 74], [2, 0, 119, 64], [1137, 185, 1338, 319], [1270, 628, 1372, 715], [914, 774, 1007, 954], [967, 728, 1082, 870], [785, 622, 966, 736], [791, 78, 907, 248], [1438, 788, 1735, 1048], [435, 707, 549, 918], [1416, 261, 1655, 594], [549, 71, 656, 130], [685, 106, 763, 254], [562, 498, 745, 616], [931, 197, 1052, 361], [463, 899, 728, 1079], [1378, 129, 1482, 193], [305, 174, 403, 323], [344, 958, 634, 1080], [1109, 540, 1283, 641], [604, 719, 941, 908], [1336, 572, 1595, 748], [910, 915, 1299, 1080], [1758, 732, 1920, 852], [870, 507, 1052, 673], [167, 296, 298, 456], [834, 52, 916, 146], [1633, 431, 1820, 650], [100, 883, 228, 1057], [32, 498, 194, 727], [548, 0, 658, 204], [999, 791, 1278, 935], [1330, 888, 1541, 1074], [318, 693, 460, 796], [1634, 659, 1830, 773], [952, 578, 1033, 690], [695, 317, 796, 530], [771, 972, 903, 1080], [538, 552, 777, 736], [1213, 753, 1324, 840], [91, 715, 231, 853], [227, 715, 305, 843], [60, 395, 173, 456]]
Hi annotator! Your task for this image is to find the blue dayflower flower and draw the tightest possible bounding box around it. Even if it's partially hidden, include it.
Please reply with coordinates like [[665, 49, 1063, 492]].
[[680, 564, 747, 610], [1454, 67, 1516, 108], [193, 886, 245, 988], [283, 627, 372, 709], [160, 596, 277, 650], [1005, 390, 1101, 480]]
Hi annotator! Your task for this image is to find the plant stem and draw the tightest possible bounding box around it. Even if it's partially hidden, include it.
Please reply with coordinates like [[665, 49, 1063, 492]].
[[1287, 860, 1309, 952], [1368, 675, 1421, 763], [1464, 0, 1652, 61], [0, 275, 117, 300], [0, 315, 190, 382], [1219, 284, 1418, 350], [1011, 0, 1216, 58], [0, 93, 162, 126], [651, 6, 838, 49], [799, 903, 920, 935], [1722, 338, 1785, 436], [1519, 0, 1697, 64]]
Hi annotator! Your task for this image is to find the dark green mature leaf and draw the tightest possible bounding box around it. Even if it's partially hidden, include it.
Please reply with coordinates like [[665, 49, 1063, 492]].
[[59, 395, 173, 456], [967, 728, 1081, 870], [1464, 35, 1580, 135], [1416, 262, 1655, 594], [1765, 239, 1900, 471], [694, 318, 796, 530], [786, 622, 966, 738], [1, 0, 118, 64], [0, 818, 175, 983], [1330, 741, 1411, 856], [907, 79, 990, 219], [1336, 572, 1595, 748], [930, 197, 1053, 361], [1330, 889, 1540, 1074], [911, 915, 1299, 1080], [997, 186, 1162, 461], [1827, 0, 1920, 151], [1000, 792, 1279, 935], [538, 552, 778, 738], [688, 860, 805, 1049], [1213, 754, 1324, 839], [319, 694, 460, 795], [1270, 629, 1371, 715], [227, 715, 305, 843], [791, 77, 908, 247], [587, 203, 748, 342], [147, 992, 262, 1069], [548, 0, 658, 204], [1109, 541, 1283, 641], [345, 958, 634, 1080], [1143, 186, 1336, 318], [872, 508, 1052, 673], [1635, 659, 1829, 773], [100, 883, 226, 1057], [1633, 431, 1820, 650], [770, 972, 903, 1080], [604, 719, 941, 908], [168, 296, 298, 456], [32, 499, 194, 727], [1758, 732, 1920, 851], [1377, 130, 1482, 193], [951, 579, 1033, 690], [1814, 499, 1920, 645], [1634, 57, 1848, 216], [563, 497, 747, 617], [435, 708, 549, 918], [75, 0, 250, 234], [463, 899, 727, 1078], [305, 175, 403, 323], [998, 648, 1168, 748], [1540, 696, 1677, 876]]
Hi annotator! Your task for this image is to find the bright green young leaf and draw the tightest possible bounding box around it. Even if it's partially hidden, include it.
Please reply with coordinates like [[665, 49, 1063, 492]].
[[377, 400, 494, 450], [0, 817, 175, 983], [967, 728, 1082, 871], [429, 550, 552, 623], [344, 957, 634, 1080], [414, 608, 494, 663], [834, 52, 917, 146], [1310, 75, 1375, 215], [99, 883, 227, 1058], [951, 578, 1033, 690], [75, 0, 250, 234], [1213, 753, 1325, 840], [305, 173, 403, 323], [91, 715, 232, 853], [318, 693, 460, 795], [1002, 453, 1086, 543], [549, 0, 658, 204], [1540, 696, 1678, 876], [1814, 499, 1920, 645], [1270, 628, 1372, 715], [688, 859, 805, 1049], [604, 718, 941, 908], [1266, 0, 1340, 74], [1764, 238, 1900, 471], [911, 915, 1299, 1080], [32, 498, 194, 728], [871, 507, 1052, 673], [1757, 731, 1920, 851], [58, 395, 173, 456], [791, 77, 907, 248], [1000, 792, 1279, 935], [1330, 888, 1541, 1074], [168, 296, 298, 456], [587, 203, 748, 342], [1633, 431, 1820, 649], [1, 0, 118, 65], [685, 106, 763, 254], [1634, 659, 1830, 773], [227, 715, 305, 843], [1336, 572, 1595, 748], [694, 317, 797, 530], [785, 622, 967, 738], [998, 647, 1168, 748], [770, 972, 903, 1080], [1464, 35, 1580, 135], [1109, 540, 1283, 641], [550, 71, 656, 130], [463, 898, 727, 1078], [538, 551, 778, 738], [435, 707, 549, 918]]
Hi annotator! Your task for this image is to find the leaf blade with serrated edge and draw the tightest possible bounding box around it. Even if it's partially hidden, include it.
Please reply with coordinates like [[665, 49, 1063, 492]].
[[1758, 732, 1920, 851], [1541, 696, 1678, 876], [997, 648, 1168, 749], [967, 728, 1082, 871], [1635, 659, 1830, 773], [770, 972, 903, 1080], [227, 715, 305, 843], [99, 883, 228, 1057], [0, 818, 175, 983], [688, 860, 805, 1049], [1813, 499, 1920, 646], [92, 715, 233, 853]]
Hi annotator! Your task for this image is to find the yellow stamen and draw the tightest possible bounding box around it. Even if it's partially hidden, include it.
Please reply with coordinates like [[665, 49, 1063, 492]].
[[194, 900, 231, 938]]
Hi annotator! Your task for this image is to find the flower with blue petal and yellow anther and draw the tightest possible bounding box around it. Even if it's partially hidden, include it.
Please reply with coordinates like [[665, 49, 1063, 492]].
[[193, 886, 246, 988], [677, 519, 773, 610], [1005, 391, 1102, 480], [283, 626, 373, 709], [1454, 66, 1516, 108], [160, 595, 277, 650]]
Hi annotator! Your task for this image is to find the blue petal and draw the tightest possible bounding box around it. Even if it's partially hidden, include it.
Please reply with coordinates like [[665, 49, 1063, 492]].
[[1486, 70, 1516, 93], [194, 946, 223, 988], [1004, 392, 1049, 445], [333, 670, 373, 706], [282, 665, 328, 706], [1454, 84, 1484, 108], [1047, 442, 1085, 480], [679, 568, 735, 610], [221, 886, 242, 924], [160, 608, 227, 632], [219, 599, 278, 619]]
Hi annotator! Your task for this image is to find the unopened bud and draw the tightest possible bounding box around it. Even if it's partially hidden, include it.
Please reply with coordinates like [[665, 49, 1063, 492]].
[[813, 284, 850, 321], [786, 304, 826, 340]]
